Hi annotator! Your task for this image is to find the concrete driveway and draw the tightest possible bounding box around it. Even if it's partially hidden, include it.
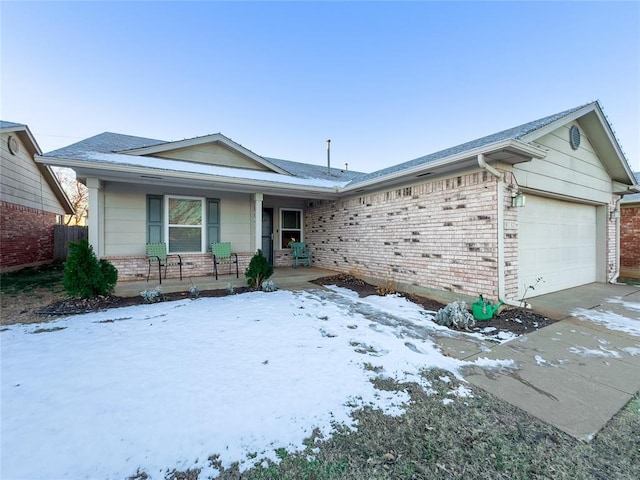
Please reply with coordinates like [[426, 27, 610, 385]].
[[440, 282, 640, 441], [527, 281, 640, 321]]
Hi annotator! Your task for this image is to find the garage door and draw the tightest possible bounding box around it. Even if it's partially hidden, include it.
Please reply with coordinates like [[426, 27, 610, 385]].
[[518, 195, 596, 298]]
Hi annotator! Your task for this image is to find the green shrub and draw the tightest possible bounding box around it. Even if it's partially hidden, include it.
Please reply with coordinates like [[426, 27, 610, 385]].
[[63, 240, 118, 298], [245, 249, 273, 289]]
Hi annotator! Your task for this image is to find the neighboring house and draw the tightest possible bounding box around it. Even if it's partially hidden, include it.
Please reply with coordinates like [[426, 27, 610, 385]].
[[0, 121, 74, 272], [620, 172, 640, 280], [36, 101, 638, 302]]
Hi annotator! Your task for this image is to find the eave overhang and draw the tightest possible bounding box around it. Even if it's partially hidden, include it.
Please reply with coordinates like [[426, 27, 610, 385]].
[[340, 139, 547, 194], [34, 154, 345, 200]]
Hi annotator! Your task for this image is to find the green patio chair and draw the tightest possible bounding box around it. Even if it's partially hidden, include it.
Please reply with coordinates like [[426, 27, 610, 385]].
[[290, 242, 311, 268], [212, 242, 239, 280], [146, 243, 182, 284]]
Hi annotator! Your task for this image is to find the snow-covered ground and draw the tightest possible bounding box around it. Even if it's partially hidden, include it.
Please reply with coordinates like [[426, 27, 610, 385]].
[[571, 296, 640, 337], [1, 286, 513, 479]]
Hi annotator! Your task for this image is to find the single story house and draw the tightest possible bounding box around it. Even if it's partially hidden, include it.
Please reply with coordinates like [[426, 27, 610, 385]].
[[620, 172, 640, 280], [36, 101, 638, 302], [1, 121, 74, 272]]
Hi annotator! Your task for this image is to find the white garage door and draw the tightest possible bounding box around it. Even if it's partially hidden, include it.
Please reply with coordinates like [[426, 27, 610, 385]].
[[518, 195, 596, 298]]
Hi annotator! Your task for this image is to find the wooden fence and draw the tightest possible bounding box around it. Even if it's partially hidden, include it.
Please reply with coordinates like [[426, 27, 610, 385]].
[[53, 225, 88, 260]]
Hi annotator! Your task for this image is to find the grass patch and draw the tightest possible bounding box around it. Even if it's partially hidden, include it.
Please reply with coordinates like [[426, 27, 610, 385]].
[[207, 369, 640, 480], [0, 262, 65, 296]]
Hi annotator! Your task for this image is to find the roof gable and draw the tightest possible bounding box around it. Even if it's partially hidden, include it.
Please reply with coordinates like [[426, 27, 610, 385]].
[[121, 133, 291, 175], [350, 101, 635, 188], [1, 121, 74, 214], [519, 102, 635, 185]]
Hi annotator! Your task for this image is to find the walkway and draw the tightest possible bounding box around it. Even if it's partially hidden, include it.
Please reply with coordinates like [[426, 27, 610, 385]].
[[439, 283, 640, 441]]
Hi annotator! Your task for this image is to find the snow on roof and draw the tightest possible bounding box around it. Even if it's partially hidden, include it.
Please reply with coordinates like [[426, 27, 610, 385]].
[[76, 151, 353, 189]]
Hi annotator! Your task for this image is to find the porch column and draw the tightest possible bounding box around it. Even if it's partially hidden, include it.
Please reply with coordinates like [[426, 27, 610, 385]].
[[253, 193, 263, 252], [85, 178, 104, 257]]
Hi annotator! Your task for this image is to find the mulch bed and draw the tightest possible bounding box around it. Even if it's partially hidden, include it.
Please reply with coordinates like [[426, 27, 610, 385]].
[[36, 274, 556, 339], [310, 274, 557, 337]]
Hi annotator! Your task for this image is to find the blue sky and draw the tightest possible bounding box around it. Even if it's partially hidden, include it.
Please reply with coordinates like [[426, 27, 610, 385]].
[[2, 1, 639, 172]]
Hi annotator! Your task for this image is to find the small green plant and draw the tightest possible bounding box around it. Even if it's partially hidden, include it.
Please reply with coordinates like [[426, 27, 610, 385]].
[[63, 240, 118, 298], [245, 250, 274, 289], [519, 276, 544, 308], [140, 286, 162, 303], [434, 301, 476, 329]]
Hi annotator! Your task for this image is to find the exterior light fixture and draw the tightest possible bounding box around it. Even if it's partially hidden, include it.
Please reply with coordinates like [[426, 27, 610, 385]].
[[511, 193, 526, 208], [610, 209, 620, 221]]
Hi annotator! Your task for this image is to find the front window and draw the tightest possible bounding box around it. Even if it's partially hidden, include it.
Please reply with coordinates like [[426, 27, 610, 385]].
[[280, 209, 302, 248], [166, 196, 205, 253]]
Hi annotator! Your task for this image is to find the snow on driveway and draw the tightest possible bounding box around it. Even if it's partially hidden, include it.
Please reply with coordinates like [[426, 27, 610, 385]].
[[571, 296, 640, 337], [1, 286, 512, 479]]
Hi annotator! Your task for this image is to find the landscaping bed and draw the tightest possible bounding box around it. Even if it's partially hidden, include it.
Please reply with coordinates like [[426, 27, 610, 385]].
[[311, 273, 558, 338]]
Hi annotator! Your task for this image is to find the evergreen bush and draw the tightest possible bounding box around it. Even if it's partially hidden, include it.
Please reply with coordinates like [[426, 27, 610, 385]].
[[245, 249, 274, 289], [63, 240, 118, 298]]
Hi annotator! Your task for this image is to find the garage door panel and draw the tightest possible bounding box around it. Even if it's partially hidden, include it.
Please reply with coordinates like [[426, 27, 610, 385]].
[[518, 196, 596, 297]]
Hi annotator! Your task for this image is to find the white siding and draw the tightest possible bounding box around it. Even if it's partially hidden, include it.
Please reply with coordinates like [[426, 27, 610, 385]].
[[0, 132, 65, 214], [515, 121, 613, 203]]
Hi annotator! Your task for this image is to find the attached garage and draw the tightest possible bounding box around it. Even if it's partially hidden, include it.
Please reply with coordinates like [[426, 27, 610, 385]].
[[518, 195, 597, 298]]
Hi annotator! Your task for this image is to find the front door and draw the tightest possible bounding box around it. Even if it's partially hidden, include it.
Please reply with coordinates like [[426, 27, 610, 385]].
[[261, 208, 274, 265]]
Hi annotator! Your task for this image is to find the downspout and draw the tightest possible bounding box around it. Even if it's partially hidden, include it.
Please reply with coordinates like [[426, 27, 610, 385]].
[[610, 197, 622, 284], [477, 154, 506, 302]]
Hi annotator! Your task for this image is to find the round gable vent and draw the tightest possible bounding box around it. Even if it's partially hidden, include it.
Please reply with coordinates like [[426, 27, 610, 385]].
[[569, 125, 580, 150], [7, 135, 19, 155]]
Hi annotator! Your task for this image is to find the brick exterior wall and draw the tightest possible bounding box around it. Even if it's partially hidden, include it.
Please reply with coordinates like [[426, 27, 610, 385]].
[[305, 171, 502, 298], [621, 204, 640, 276], [105, 252, 254, 282], [0, 201, 57, 270], [502, 172, 519, 300]]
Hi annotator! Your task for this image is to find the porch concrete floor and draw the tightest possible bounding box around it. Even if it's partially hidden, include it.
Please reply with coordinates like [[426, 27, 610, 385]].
[[113, 266, 338, 298]]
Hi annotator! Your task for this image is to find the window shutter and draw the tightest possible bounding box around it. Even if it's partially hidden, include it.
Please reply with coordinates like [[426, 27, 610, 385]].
[[207, 198, 220, 249], [147, 195, 163, 243]]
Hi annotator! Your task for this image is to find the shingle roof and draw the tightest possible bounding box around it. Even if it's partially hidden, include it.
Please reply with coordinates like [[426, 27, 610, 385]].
[[266, 157, 367, 182], [44, 132, 167, 157], [0, 120, 27, 129], [43, 131, 368, 182], [354, 103, 591, 184]]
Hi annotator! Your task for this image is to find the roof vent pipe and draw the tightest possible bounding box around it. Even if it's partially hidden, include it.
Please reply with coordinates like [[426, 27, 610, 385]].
[[326, 139, 331, 175]]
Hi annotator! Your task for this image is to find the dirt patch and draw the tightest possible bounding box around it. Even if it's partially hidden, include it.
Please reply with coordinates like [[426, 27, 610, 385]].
[[311, 274, 557, 338], [1, 286, 253, 326]]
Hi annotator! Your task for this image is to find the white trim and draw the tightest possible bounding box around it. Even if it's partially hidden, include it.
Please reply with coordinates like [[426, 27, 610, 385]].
[[164, 195, 206, 253], [279, 208, 303, 249]]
